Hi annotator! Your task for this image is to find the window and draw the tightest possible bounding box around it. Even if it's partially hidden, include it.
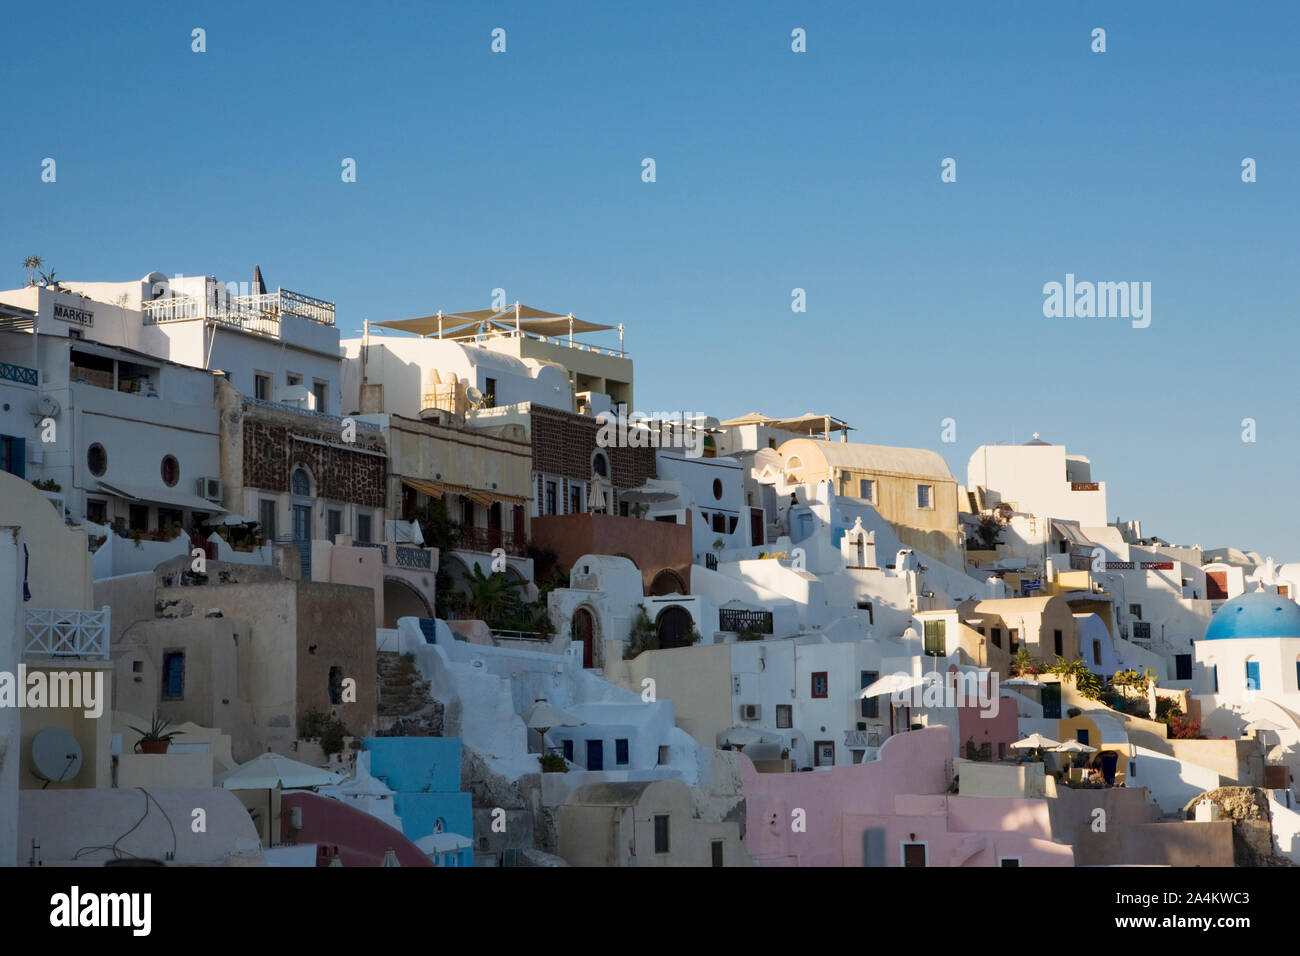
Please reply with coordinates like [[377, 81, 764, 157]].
[[917, 484, 933, 509], [286, 372, 303, 387], [356, 512, 372, 543], [767, 438, 776, 449], [129, 504, 149, 531], [653, 814, 670, 854], [0, 435, 24, 478], [1212, 664, 1219, 693], [1245, 659, 1260, 692], [327, 509, 342, 541], [1008, 629, 1020, 654], [461, 496, 475, 527], [157, 507, 182, 532], [776, 704, 792, 728], [615, 739, 629, 765], [328, 666, 344, 704], [312, 380, 328, 414], [1132, 622, 1151, 640], [87, 442, 107, 477], [161, 455, 180, 488], [291, 467, 311, 497], [712, 513, 726, 534], [1092, 639, 1101, 665], [1295, 659, 1300, 691], [711, 840, 724, 867], [259, 499, 277, 539], [1053, 629, 1063, 657], [712, 478, 723, 500], [569, 484, 583, 515], [861, 671, 879, 719], [562, 739, 573, 761], [657, 745, 670, 765], [990, 627, 1002, 648], [545, 481, 558, 515], [254, 372, 271, 401], [923, 619, 946, 656], [483, 377, 497, 407], [856, 600, 874, 624], [592, 453, 608, 477], [1128, 603, 1143, 620], [811, 672, 829, 698], [1175, 654, 1192, 681], [902, 843, 927, 867], [161, 650, 185, 700], [86, 499, 107, 524], [1076, 728, 1090, 745], [859, 478, 874, 502]]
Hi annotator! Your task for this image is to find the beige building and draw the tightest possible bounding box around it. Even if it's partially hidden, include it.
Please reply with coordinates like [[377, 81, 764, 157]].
[[556, 778, 749, 867], [777, 439, 962, 566], [961, 595, 1083, 665]]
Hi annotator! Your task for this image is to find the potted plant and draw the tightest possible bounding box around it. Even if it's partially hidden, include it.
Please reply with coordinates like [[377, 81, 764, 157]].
[[130, 712, 183, 754]]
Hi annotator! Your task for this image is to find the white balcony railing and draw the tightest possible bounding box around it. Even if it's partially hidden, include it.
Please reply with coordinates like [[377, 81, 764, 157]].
[[141, 286, 335, 338], [24, 607, 111, 659]]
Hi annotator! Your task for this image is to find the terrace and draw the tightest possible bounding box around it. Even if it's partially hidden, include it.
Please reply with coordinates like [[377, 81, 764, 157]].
[[142, 287, 335, 339], [24, 607, 111, 660]]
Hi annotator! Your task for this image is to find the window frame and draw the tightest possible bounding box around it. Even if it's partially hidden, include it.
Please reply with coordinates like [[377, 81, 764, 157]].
[[810, 671, 829, 699]]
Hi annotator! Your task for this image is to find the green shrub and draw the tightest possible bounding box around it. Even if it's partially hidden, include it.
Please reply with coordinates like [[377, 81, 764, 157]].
[[539, 753, 568, 773]]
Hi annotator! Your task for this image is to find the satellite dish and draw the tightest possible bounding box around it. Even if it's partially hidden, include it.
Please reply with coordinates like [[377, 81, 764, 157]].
[[38, 396, 61, 418], [465, 386, 484, 408], [31, 727, 83, 782]]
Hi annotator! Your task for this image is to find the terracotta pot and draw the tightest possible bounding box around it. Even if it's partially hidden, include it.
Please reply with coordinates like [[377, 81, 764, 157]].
[[135, 738, 170, 755]]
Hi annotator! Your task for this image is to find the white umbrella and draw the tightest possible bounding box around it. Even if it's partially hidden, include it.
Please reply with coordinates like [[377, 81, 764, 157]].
[[589, 474, 607, 512], [521, 699, 583, 756], [216, 752, 345, 790], [416, 832, 473, 858], [210, 512, 256, 527], [619, 479, 680, 504], [717, 727, 778, 749], [1011, 733, 1060, 750], [860, 673, 925, 699], [1054, 740, 1097, 754], [380, 848, 401, 867], [1245, 719, 1285, 732], [1002, 677, 1039, 686]]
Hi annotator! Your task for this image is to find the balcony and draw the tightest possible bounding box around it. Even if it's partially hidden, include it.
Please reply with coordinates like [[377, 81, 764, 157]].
[[24, 607, 110, 659], [354, 540, 436, 569], [0, 360, 38, 386], [458, 527, 527, 557], [142, 287, 335, 338]]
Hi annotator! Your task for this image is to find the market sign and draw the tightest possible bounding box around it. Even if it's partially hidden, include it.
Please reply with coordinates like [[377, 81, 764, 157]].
[[53, 302, 94, 327]]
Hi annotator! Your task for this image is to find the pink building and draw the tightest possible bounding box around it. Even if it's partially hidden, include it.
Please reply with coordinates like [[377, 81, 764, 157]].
[[741, 727, 1074, 867]]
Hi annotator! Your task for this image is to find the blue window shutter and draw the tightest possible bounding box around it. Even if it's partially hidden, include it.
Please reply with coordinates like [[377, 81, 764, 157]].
[[12, 437, 24, 479]]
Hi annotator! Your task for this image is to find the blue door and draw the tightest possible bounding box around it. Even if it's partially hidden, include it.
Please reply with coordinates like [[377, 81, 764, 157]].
[[585, 740, 603, 771], [1246, 660, 1261, 692], [1076, 728, 1089, 745]]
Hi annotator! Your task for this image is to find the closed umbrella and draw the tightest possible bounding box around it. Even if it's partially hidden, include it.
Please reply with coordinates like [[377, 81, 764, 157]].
[[380, 848, 401, 867], [589, 474, 607, 513]]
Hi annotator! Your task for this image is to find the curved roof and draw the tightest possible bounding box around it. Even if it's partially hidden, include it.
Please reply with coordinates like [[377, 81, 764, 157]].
[[778, 438, 954, 481], [1203, 590, 1300, 641]]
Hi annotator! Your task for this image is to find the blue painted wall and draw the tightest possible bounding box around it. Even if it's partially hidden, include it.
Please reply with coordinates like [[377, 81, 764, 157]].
[[364, 737, 474, 867]]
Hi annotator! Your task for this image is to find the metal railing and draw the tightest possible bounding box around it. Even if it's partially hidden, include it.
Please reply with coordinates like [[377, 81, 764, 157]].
[[0, 361, 38, 386], [141, 286, 336, 334], [458, 527, 527, 557], [24, 607, 110, 659], [395, 546, 432, 569]]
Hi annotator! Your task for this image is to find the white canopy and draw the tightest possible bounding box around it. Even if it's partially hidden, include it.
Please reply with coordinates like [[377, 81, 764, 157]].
[[416, 832, 474, 855], [216, 752, 344, 790], [859, 673, 925, 699], [1054, 740, 1097, 754], [521, 700, 583, 730], [1011, 733, 1061, 750]]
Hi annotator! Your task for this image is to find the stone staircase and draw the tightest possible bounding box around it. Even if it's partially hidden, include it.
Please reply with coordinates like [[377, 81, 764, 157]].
[[375, 651, 444, 736]]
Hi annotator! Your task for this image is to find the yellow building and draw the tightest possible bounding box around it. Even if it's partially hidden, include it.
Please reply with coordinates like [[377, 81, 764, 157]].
[[963, 595, 1083, 664], [777, 438, 962, 566]]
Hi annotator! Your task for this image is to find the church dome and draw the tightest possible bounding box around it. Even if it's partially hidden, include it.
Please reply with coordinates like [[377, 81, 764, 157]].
[[1203, 590, 1300, 640]]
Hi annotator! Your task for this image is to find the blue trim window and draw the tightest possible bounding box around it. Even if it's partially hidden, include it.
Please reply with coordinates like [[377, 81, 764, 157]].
[[615, 739, 629, 765], [0, 435, 24, 479], [1246, 659, 1261, 693], [162, 651, 185, 700]]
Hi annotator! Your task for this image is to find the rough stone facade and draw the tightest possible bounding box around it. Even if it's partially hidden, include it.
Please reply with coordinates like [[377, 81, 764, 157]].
[[1183, 786, 1296, 866], [530, 405, 655, 490], [240, 401, 386, 508]]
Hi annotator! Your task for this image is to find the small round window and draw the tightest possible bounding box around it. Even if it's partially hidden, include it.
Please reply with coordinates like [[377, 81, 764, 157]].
[[161, 455, 180, 487], [87, 443, 107, 477], [712, 478, 723, 500]]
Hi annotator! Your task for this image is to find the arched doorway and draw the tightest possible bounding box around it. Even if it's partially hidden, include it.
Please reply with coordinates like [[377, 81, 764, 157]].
[[572, 607, 597, 668], [383, 576, 433, 629], [656, 605, 693, 649], [650, 568, 686, 596], [290, 465, 314, 581]]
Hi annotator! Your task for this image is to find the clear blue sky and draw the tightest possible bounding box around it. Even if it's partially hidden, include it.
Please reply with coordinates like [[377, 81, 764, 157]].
[[4, 1, 1299, 558]]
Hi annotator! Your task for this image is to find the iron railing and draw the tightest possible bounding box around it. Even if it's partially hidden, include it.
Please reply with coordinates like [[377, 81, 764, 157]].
[[141, 286, 336, 335], [0, 361, 38, 386], [458, 527, 526, 557]]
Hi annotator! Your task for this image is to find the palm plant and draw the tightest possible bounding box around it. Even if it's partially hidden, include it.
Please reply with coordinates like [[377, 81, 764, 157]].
[[461, 563, 524, 625]]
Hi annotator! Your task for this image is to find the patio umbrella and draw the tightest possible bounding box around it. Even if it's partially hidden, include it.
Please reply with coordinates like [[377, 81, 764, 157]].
[[1011, 733, 1060, 750], [619, 479, 680, 504], [589, 474, 607, 512], [217, 752, 344, 847], [1002, 677, 1039, 686], [522, 699, 583, 756], [1054, 740, 1097, 754], [859, 673, 925, 699]]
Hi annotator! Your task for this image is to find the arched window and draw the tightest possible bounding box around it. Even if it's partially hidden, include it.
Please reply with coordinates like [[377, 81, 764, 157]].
[[1245, 656, 1260, 693], [291, 466, 311, 496], [592, 452, 608, 477]]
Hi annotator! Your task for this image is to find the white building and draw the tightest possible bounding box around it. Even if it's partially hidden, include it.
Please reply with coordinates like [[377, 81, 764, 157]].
[[967, 436, 1108, 527]]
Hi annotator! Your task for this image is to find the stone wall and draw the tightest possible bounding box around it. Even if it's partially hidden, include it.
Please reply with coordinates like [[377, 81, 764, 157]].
[[530, 405, 655, 489]]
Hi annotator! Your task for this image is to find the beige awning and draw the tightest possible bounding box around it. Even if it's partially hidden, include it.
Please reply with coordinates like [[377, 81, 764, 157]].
[[402, 477, 527, 506], [374, 304, 615, 338], [96, 480, 228, 514]]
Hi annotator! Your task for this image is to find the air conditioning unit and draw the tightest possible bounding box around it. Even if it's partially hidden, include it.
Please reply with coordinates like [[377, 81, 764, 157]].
[[740, 703, 761, 721], [197, 477, 222, 501]]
